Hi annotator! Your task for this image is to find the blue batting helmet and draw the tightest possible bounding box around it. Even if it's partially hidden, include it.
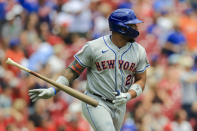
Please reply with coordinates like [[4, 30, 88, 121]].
[[108, 8, 143, 38]]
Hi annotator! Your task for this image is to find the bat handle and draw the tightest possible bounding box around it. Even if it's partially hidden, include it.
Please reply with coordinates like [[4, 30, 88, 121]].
[[6, 58, 31, 72]]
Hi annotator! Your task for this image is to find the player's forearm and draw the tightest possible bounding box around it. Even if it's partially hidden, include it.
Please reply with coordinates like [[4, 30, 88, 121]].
[[128, 80, 145, 98], [54, 68, 79, 93], [128, 71, 146, 99], [53, 60, 85, 93], [134, 79, 146, 90], [63, 67, 79, 82]]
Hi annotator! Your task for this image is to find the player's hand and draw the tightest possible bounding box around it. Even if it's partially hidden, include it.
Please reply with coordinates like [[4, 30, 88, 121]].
[[28, 87, 56, 102], [112, 92, 131, 106]]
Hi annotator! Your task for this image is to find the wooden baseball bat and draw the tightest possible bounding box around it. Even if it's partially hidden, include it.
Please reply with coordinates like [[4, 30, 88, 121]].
[[6, 58, 98, 107]]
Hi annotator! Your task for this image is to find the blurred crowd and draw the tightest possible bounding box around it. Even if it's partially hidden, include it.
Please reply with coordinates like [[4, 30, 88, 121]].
[[0, 0, 197, 131]]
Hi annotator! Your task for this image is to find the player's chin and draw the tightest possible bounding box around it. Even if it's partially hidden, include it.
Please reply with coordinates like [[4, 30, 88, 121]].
[[128, 38, 135, 43], [120, 34, 137, 43]]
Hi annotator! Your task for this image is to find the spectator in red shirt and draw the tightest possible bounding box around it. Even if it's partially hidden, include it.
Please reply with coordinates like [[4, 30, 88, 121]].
[[5, 39, 24, 76]]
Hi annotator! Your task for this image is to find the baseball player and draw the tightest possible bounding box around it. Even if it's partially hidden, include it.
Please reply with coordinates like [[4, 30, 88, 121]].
[[29, 8, 150, 131]]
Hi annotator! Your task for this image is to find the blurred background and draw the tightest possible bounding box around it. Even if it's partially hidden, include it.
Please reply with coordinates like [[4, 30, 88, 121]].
[[0, 0, 197, 131]]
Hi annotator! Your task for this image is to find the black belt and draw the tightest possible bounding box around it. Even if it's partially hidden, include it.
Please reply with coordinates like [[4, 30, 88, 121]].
[[92, 93, 113, 104]]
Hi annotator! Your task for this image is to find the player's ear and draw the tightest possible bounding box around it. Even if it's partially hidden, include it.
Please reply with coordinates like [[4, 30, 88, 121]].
[[120, 27, 127, 33]]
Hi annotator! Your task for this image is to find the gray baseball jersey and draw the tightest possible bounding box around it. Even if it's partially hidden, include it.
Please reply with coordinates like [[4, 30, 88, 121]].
[[74, 35, 150, 131]]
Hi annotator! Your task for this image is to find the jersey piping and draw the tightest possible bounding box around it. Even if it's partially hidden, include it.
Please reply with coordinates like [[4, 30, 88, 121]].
[[120, 43, 132, 91], [103, 36, 118, 92], [136, 64, 150, 73], [74, 55, 87, 67]]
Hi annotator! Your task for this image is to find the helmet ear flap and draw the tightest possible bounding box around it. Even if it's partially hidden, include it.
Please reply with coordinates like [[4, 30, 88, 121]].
[[127, 25, 139, 38], [116, 22, 128, 34], [119, 27, 127, 33]]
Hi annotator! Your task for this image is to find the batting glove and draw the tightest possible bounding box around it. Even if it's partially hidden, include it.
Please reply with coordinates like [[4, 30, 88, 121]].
[[112, 92, 131, 107], [28, 87, 56, 102]]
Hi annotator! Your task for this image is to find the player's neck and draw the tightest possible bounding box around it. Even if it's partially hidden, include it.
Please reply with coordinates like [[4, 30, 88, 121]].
[[111, 33, 129, 48]]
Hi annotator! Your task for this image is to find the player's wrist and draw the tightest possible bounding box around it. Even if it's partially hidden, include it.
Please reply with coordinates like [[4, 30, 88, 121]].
[[56, 76, 69, 85], [126, 93, 131, 101], [48, 87, 56, 96], [55, 75, 70, 93], [129, 84, 143, 97]]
